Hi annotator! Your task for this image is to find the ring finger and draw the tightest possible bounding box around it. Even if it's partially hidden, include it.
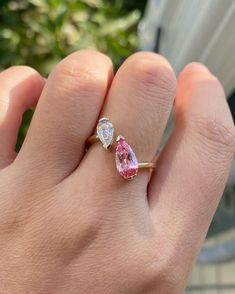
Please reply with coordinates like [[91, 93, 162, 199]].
[[80, 52, 176, 199]]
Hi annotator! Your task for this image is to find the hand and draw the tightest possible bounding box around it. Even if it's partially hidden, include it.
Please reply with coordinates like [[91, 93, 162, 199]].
[[0, 51, 234, 294]]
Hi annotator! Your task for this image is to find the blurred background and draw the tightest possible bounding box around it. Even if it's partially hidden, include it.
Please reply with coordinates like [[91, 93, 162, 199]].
[[0, 0, 234, 293]]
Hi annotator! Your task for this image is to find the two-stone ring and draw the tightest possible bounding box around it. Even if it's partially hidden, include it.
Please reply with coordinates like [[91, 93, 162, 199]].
[[86, 117, 156, 180]]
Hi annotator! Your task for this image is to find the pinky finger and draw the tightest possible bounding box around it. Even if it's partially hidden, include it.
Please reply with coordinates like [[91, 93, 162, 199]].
[[148, 63, 235, 285]]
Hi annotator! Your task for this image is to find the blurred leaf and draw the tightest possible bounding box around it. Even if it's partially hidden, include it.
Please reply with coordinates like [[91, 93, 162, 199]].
[[0, 0, 147, 148], [98, 10, 140, 36], [16, 110, 34, 151]]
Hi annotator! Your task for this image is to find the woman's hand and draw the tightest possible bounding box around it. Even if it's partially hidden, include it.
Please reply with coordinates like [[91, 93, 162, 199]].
[[0, 51, 234, 294]]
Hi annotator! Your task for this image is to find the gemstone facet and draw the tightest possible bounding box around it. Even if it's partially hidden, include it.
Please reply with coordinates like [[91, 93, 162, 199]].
[[115, 136, 138, 179], [96, 117, 114, 149]]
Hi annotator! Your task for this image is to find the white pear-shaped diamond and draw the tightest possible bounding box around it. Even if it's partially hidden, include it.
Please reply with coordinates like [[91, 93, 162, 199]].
[[96, 117, 114, 149]]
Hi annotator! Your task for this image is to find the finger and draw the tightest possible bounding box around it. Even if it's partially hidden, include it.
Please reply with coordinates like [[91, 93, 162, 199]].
[[0, 66, 44, 169], [17, 50, 113, 187], [149, 63, 235, 282], [81, 52, 176, 200]]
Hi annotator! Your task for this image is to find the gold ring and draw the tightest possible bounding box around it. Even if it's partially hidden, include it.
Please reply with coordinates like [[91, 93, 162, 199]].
[[86, 118, 156, 180], [86, 134, 101, 148]]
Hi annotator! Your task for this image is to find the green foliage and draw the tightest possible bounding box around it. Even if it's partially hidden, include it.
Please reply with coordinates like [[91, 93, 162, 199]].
[[0, 0, 141, 74], [0, 0, 144, 149]]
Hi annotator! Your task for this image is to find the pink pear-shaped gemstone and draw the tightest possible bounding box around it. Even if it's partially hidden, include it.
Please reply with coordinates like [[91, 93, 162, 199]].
[[115, 136, 138, 179]]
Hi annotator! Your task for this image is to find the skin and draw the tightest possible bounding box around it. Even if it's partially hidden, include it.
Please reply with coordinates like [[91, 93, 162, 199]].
[[0, 50, 234, 294]]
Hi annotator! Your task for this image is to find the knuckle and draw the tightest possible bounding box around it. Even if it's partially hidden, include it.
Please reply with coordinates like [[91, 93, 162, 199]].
[[10, 65, 37, 73], [54, 63, 104, 95], [184, 70, 224, 95], [181, 73, 235, 156], [195, 115, 235, 155], [50, 50, 112, 101], [72, 210, 102, 247], [17, 65, 38, 73], [0, 65, 42, 80], [183, 62, 209, 73], [143, 250, 181, 293], [126, 52, 176, 106], [67, 202, 106, 244]]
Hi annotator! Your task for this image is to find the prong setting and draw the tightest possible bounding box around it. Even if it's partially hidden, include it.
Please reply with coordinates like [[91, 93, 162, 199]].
[[115, 135, 138, 179]]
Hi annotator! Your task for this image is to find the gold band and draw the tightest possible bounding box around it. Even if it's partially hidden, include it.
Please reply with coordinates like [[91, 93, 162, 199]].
[[86, 135, 156, 170], [86, 134, 99, 147], [138, 162, 156, 169]]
